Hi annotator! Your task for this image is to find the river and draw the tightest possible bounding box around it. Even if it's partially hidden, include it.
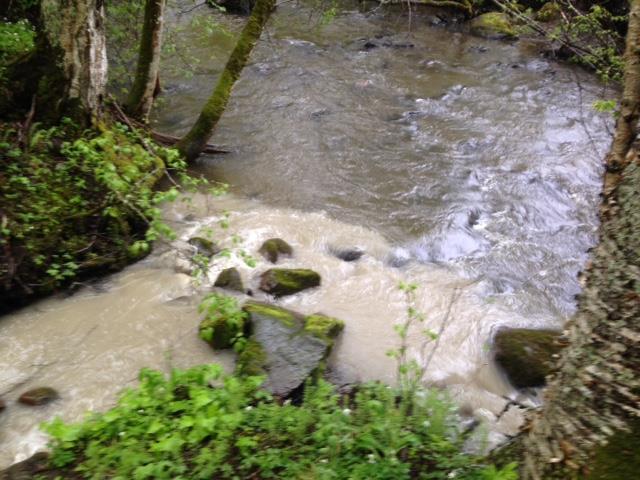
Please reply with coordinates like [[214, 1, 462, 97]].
[[0, 1, 611, 467]]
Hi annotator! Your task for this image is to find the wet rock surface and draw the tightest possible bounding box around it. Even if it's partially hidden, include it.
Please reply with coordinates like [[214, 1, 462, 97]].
[[493, 328, 564, 389], [469, 13, 516, 40], [214, 267, 244, 292], [18, 387, 59, 406], [239, 302, 343, 397], [187, 237, 220, 257], [259, 268, 320, 297], [332, 247, 364, 262], [258, 238, 293, 263]]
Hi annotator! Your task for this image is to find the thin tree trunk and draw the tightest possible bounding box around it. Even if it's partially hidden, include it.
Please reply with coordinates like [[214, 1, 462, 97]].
[[511, 2, 640, 478], [176, 0, 276, 162], [125, 0, 166, 121]]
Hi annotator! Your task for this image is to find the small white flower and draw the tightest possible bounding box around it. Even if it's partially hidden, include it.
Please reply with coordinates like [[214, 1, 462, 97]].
[[367, 454, 376, 464], [320, 459, 328, 464], [245, 406, 253, 411], [118, 431, 125, 437], [342, 408, 351, 416], [423, 420, 431, 428], [448, 471, 457, 478]]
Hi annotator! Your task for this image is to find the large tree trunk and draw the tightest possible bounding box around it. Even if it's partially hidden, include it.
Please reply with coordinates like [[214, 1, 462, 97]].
[[125, 0, 166, 121], [512, 2, 640, 478], [1, 0, 107, 125], [176, 0, 276, 162]]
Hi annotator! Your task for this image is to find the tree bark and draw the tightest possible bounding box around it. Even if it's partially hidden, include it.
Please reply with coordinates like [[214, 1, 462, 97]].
[[1, 0, 107, 125], [510, 2, 640, 478], [176, 0, 276, 162], [125, 0, 166, 121]]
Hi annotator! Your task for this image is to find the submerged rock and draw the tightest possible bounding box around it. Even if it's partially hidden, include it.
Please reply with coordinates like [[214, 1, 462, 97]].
[[259, 268, 320, 297], [214, 268, 244, 293], [332, 247, 364, 262], [258, 238, 293, 263], [493, 328, 564, 389], [188, 237, 220, 257], [239, 302, 344, 396], [18, 387, 59, 406], [470, 13, 516, 40]]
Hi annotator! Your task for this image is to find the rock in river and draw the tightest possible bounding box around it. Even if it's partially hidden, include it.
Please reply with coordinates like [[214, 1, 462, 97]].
[[259, 268, 320, 297], [188, 237, 220, 257], [258, 238, 293, 263], [238, 302, 344, 397], [18, 387, 59, 406], [214, 267, 244, 293], [0, 398, 5, 413], [493, 328, 565, 389], [469, 13, 516, 40]]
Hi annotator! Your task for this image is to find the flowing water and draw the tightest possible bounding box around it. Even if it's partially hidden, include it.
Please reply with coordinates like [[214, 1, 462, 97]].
[[0, 2, 613, 467]]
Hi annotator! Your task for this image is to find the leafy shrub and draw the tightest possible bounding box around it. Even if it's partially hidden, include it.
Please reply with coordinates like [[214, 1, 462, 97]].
[[0, 19, 35, 81], [43, 364, 517, 479]]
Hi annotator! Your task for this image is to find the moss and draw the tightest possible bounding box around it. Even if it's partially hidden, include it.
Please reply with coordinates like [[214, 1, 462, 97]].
[[469, 13, 516, 40], [243, 301, 298, 328], [214, 267, 244, 292], [259, 268, 321, 297], [304, 314, 344, 344], [587, 420, 640, 480], [236, 338, 267, 376]]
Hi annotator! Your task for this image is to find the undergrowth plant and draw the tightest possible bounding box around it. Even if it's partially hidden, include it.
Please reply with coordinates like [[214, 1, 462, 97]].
[[43, 364, 518, 479]]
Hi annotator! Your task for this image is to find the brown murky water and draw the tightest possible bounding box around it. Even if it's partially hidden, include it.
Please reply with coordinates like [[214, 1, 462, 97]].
[[0, 2, 611, 466]]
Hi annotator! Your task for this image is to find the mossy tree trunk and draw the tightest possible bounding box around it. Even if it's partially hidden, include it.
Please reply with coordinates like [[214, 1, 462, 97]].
[[176, 0, 276, 162], [1, 0, 107, 125], [510, 2, 640, 478], [125, 0, 166, 121]]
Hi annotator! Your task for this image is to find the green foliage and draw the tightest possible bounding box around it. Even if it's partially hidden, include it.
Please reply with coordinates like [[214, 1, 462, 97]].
[[0, 120, 205, 299], [593, 99, 617, 113], [0, 19, 35, 81], [198, 293, 248, 349], [43, 364, 516, 479]]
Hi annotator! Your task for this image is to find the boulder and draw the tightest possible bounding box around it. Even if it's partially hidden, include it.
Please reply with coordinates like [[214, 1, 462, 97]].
[[239, 302, 344, 397], [214, 267, 244, 293], [332, 247, 364, 262], [198, 295, 248, 350], [259, 268, 320, 297], [188, 237, 220, 257], [18, 387, 59, 406], [493, 328, 564, 389], [258, 238, 293, 263], [470, 13, 516, 40]]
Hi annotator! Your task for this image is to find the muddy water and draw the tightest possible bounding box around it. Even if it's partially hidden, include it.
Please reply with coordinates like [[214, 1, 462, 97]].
[[0, 2, 612, 467]]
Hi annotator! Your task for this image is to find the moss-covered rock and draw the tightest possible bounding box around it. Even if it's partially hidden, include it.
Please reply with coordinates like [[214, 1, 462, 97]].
[[259, 268, 321, 297], [470, 13, 517, 40], [188, 237, 220, 257], [18, 387, 59, 406], [304, 314, 344, 346], [493, 328, 564, 389], [198, 294, 248, 350], [239, 301, 344, 397], [214, 267, 244, 293], [589, 419, 640, 480], [258, 238, 293, 263], [535, 2, 561, 22], [236, 338, 267, 376]]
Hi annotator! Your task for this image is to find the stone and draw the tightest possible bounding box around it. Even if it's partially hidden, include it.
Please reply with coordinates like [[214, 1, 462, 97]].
[[259, 268, 320, 297], [214, 267, 244, 292], [258, 238, 293, 263], [188, 237, 219, 257], [332, 247, 364, 262], [493, 328, 565, 389], [239, 302, 344, 396], [469, 13, 516, 40], [198, 295, 248, 350], [0, 398, 5, 413], [18, 387, 59, 406], [0, 452, 50, 479]]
